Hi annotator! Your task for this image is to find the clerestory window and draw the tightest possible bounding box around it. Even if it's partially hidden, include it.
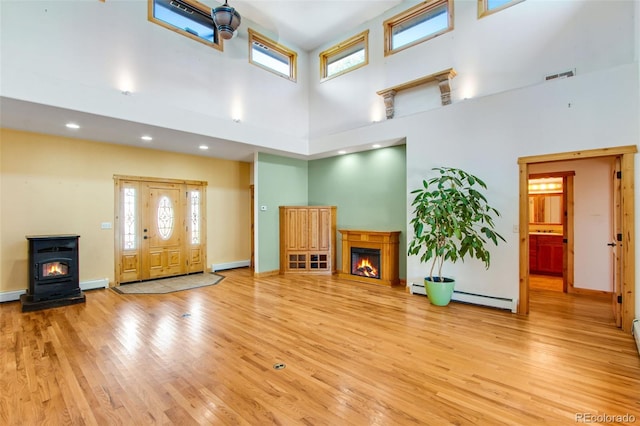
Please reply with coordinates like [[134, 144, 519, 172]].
[[319, 30, 369, 82], [478, 0, 525, 18], [248, 29, 297, 82], [148, 0, 221, 51], [383, 0, 453, 57]]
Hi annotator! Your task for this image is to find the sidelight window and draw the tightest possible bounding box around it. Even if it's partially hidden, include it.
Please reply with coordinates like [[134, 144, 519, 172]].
[[124, 187, 137, 250], [190, 190, 201, 244]]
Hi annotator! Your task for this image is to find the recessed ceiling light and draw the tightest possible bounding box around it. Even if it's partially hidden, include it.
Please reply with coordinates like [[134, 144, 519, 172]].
[[338, 150, 347, 155], [199, 145, 209, 150], [141, 135, 153, 141], [65, 123, 80, 129], [372, 144, 381, 148]]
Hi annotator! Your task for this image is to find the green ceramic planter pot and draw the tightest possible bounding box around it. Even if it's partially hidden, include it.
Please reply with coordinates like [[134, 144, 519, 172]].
[[424, 277, 455, 306]]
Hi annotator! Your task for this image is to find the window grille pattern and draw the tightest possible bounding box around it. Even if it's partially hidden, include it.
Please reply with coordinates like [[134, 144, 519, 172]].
[[190, 191, 201, 244], [124, 188, 137, 250], [157, 196, 174, 240]]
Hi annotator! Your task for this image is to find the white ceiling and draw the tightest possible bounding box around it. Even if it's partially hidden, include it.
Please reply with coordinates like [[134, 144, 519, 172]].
[[234, 0, 403, 51], [0, 1, 404, 162]]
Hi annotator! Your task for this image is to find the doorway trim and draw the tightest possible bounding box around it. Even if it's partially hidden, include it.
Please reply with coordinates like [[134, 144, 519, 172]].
[[517, 145, 637, 332], [114, 175, 208, 286], [529, 171, 574, 293]]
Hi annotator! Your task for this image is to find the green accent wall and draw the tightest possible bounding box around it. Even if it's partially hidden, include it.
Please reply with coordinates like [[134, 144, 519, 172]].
[[308, 145, 407, 278], [256, 153, 308, 273], [256, 146, 407, 278]]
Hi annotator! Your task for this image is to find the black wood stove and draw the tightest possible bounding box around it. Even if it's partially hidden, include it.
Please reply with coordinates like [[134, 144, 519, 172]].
[[21, 235, 85, 312]]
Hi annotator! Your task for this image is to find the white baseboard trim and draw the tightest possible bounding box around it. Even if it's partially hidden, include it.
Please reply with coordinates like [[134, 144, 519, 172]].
[[1, 278, 110, 303], [0, 289, 26, 303], [80, 278, 110, 291], [211, 260, 250, 271], [410, 282, 517, 313]]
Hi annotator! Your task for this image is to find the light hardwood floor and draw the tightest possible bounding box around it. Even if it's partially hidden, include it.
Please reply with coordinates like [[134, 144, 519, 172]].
[[530, 274, 563, 292], [1, 268, 639, 425]]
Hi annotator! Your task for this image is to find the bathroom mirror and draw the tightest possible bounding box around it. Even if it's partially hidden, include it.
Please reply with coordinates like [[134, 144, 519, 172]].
[[529, 194, 562, 224]]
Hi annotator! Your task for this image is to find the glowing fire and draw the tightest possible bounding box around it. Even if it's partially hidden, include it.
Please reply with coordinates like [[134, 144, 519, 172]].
[[353, 257, 379, 278], [44, 262, 67, 277]]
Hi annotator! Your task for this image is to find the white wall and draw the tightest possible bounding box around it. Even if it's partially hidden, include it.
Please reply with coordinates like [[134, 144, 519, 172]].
[[308, 0, 636, 143], [310, 63, 639, 304], [307, 0, 639, 309], [530, 158, 615, 292], [0, 0, 310, 154]]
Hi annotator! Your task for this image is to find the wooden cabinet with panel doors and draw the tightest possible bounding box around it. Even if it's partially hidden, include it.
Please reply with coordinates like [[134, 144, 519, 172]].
[[279, 206, 336, 274]]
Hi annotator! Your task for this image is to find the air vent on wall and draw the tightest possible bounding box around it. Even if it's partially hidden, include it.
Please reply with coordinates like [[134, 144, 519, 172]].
[[545, 68, 576, 81]]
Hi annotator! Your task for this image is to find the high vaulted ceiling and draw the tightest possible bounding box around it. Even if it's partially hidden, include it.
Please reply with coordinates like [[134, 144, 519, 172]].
[[234, 0, 403, 51], [0, 1, 405, 162]]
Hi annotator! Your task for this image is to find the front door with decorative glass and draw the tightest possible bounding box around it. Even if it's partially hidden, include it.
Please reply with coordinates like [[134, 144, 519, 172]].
[[115, 176, 206, 284]]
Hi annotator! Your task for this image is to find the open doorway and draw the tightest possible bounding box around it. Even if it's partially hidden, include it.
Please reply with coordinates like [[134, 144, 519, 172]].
[[517, 145, 637, 333], [528, 173, 573, 293]]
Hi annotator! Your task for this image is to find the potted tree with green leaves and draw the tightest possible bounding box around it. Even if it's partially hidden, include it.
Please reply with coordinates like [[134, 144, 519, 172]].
[[407, 167, 506, 306]]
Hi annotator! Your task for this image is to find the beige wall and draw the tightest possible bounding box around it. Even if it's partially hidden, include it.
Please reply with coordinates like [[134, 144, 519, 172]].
[[0, 129, 251, 292]]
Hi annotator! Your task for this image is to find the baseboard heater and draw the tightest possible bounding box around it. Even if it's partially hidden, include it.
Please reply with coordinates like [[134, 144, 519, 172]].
[[80, 278, 109, 291], [211, 260, 250, 272], [633, 319, 640, 356], [410, 282, 517, 313], [0, 278, 109, 303]]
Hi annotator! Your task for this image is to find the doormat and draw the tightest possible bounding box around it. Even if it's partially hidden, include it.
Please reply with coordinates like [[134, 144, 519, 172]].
[[113, 272, 224, 294]]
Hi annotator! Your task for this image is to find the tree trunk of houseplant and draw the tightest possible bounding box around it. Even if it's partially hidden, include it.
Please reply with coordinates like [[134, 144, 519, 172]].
[[424, 277, 455, 306]]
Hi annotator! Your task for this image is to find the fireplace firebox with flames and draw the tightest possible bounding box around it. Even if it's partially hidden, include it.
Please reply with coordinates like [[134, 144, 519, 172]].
[[21, 235, 85, 312], [339, 230, 400, 286], [351, 247, 381, 279]]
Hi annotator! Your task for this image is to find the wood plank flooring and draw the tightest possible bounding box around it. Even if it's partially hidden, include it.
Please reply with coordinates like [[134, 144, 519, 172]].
[[530, 274, 563, 292], [1, 268, 639, 425]]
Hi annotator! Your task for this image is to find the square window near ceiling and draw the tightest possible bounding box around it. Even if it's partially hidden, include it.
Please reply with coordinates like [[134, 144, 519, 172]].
[[478, 0, 525, 18], [148, 0, 221, 50], [248, 29, 297, 82], [384, 0, 453, 56], [319, 30, 369, 82]]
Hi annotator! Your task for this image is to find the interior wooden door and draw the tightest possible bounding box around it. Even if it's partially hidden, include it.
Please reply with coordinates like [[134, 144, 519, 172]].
[[611, 158, 623, 327], [142, 182, 185, 279]]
